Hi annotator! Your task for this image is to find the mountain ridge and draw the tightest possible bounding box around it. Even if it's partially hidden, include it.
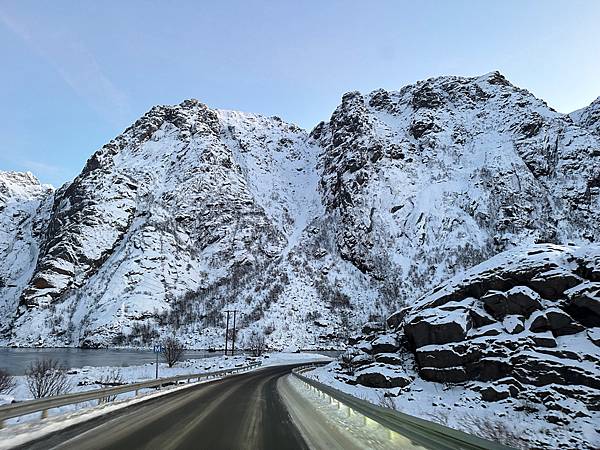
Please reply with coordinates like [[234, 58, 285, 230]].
[[1, 71, 599, 349]]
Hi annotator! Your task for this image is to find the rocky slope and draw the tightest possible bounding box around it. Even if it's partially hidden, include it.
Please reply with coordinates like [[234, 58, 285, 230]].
[[1, 72, 600, 350], [313, 71, 600, 308], [316, 243, 600, 449], [0, 172, 53, 335], [571, 96, 600, 137]]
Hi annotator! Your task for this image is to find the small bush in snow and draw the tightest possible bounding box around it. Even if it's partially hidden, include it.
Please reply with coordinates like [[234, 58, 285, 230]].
[[339, 348, 361, 375], [99, 368, 125, 402], [377, 392, 398, 411], [246, 331, 266, 357], [25, 359, 70, 399], [99, 368, 125, 386], [161, 337, 185, 368], [460, 413, 529, 449], [0, 368, 16, 394], [427, 409, 451, 426]]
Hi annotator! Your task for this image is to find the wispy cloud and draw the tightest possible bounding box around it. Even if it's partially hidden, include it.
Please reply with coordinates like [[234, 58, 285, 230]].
[[0, 7, 131, 126]]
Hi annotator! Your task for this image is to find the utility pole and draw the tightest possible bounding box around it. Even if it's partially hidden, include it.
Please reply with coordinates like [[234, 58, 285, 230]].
[[224, 311, 230, 356], [231, 310, 237, 356], [224, 310, 238, 356]]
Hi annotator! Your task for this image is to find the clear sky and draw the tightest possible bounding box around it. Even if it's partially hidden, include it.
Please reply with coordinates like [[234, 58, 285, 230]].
[[1, 0, 599, 186]]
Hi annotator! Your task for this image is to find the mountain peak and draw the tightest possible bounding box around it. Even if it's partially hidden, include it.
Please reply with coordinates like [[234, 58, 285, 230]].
[[2, 74, 599, 357]]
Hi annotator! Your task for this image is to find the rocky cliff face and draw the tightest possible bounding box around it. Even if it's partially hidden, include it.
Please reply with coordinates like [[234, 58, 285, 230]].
[[314, 72, 600, 310], [323, 243, 600, 449], [571, 96, 600, 137], [2, 72, 600, 350], [0, 172, 53, 335]]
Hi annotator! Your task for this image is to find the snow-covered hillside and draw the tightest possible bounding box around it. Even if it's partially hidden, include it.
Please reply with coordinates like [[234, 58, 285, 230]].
[[315, 242, 600, 449], [0, 172, 53, 335], [314, 71, 600, 314], [2, 72, 599, 349]]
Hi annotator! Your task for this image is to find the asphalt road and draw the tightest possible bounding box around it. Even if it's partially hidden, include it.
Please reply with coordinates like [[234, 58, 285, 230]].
[[20, 365, 309, 450]]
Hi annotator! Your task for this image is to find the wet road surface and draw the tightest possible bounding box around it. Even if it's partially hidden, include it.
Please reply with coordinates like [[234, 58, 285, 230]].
[[21, 364, 308, 450]]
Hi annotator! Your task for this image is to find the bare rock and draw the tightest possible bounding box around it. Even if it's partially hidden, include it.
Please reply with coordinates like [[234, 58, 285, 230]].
[[546, 308, 585, 336], [355, 365, 411, 388], [370, 334, 399, 354], [405, 309, 471, 348], [528, 269, 582, 299], [482, 286, 542, 319]]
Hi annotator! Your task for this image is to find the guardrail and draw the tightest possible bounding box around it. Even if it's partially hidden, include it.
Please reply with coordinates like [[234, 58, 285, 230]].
[[0, 361, 262, 428], [292, 365, 514, 450]]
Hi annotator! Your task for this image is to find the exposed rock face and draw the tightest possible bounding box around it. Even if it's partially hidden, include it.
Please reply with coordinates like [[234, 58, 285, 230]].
[[2, 72, 600, 349], [6, 103, 342, 348], [0, 172, 54, 334], [333, 243, 600, 449], [400, 244, 600, 392], [355, 364, 411, 388], [570, 96, 600, 137], [313, 71, 600, 313]]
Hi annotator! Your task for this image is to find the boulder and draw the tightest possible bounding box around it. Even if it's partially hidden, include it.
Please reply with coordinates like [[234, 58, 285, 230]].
[[546, 308, 585, 336], [503, 315, 525, 334], [419, 366, 468, 383], [480, 290, 507, 318], [531, 331, 557, 348], [480, 385, 511, 402], [528, 269, 582, 299], [350, 353, 375, 367], [386, 308, 409, 329], [471, 358, 513, 381], [362, 321, 385, 335], [482, 286, 542, 318], [505, 286, 543, 317], [405, 309, 470, 348], [355, 365, 411, 388], [371, 334, 399, 354], [567, 282, 600, 317], [528, 311, 549, 333], [415, 343, 474, 369], [469, 307, 496, 328]]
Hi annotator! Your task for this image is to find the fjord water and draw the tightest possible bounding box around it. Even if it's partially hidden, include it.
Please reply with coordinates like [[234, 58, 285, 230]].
[[0, 348, 341, 375], [0, 348, 220, 375]]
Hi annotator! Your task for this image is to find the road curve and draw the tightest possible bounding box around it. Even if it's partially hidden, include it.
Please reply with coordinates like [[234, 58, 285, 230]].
[[19, 365, 309, 450]]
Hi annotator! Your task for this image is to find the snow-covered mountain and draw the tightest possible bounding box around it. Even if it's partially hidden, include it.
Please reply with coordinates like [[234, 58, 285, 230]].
[[1, 72, 599, 349], [0, 172, 53, 335]]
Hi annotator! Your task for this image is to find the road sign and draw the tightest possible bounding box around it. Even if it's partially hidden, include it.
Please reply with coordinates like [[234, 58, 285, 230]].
[[153, 344, 163, 379]]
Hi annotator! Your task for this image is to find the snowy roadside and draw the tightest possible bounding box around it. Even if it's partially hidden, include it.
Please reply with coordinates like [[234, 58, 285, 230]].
[[0, 352, 331, 425], [0, 377, 211, 450], [304, 361, 600, 450]]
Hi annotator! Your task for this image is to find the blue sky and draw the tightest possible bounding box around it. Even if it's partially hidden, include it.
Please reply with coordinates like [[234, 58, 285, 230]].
[[1, 0, 599, 186]]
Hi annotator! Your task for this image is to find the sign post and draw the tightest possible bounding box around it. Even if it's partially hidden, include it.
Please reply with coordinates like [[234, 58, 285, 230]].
[[153, 344, 163, 379]]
